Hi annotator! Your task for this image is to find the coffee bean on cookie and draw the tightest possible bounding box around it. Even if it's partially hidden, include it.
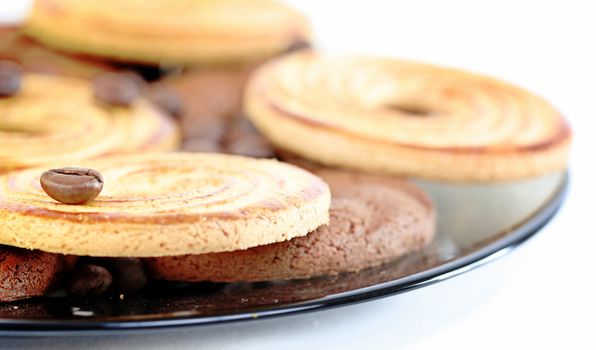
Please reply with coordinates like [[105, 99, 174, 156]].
[[0, 60, 22, 97], [92, 72, 142, 106], [67, 264, 113, 296], [40, 167, 103, 205]]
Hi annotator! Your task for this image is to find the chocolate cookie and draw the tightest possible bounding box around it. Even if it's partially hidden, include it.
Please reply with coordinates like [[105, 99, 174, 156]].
[[146, 169, 435, 281], [163, 68, 275, 157], [0, 246, 75, 302]]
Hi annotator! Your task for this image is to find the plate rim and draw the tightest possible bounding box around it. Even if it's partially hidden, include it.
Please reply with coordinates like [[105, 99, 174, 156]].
[[0, 173, 569, 336]]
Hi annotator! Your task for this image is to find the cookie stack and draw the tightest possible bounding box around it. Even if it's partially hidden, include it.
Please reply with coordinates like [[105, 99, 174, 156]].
[[0, 0, 570, 303], [244, 51, 572, 245]]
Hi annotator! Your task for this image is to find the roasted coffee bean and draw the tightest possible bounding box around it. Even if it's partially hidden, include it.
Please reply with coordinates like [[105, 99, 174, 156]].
[[92, 72, 143, 106], [0, 60, 22, 97], [104, 258, 147, 293], [146, 84, 182, 118], [40, 167, 103, 205], [67, 264, 113, 297]]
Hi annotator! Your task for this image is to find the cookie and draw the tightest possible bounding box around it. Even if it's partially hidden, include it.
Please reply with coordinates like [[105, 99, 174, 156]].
[[163, 68, 248, 140], [0, 245, 75, 302], [145, 169, 435, 281], [0, 73, 179, 172], [0, 26, 111, 78], [24, 0, 311, 65], [161, 68, 275, 157], [245, 51, 572, 182], [0, 153, 331, 257]]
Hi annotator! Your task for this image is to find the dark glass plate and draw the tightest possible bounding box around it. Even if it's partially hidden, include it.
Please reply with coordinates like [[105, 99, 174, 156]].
[[0, 172, 568, 336]]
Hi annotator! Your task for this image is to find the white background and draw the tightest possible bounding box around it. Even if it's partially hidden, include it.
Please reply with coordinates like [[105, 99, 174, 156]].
[[2, 1, 595, 349]]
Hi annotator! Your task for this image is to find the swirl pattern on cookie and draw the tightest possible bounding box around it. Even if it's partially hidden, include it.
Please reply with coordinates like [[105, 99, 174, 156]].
[[146, 169, 435, 281], [245, 51, 571, 181], [0, 153, 331, 257], [25, 0, 311, 65], [0, 74, 179, 172]]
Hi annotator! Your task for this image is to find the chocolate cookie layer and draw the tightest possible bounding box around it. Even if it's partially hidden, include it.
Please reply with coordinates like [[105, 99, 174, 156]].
[[146, 169, 435, 281], [163, 68, 275, 157], [0, 246, 74, 302]]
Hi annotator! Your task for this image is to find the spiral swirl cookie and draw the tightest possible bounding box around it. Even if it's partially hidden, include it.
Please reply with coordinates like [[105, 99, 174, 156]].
[[245, 52, 572, 182], [24, 0, 311, 65], [0, 153, 331, 257], [146, 169, 435, 281], [0, 73, 179, 172]]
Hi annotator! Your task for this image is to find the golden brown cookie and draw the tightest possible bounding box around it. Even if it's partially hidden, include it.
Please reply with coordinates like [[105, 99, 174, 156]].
[[0, 153, 331, 257], [245, 51, 572, 182], [24, 0, 311, 65], [146, 169, 435, 281], [0, 73, 179, 172]]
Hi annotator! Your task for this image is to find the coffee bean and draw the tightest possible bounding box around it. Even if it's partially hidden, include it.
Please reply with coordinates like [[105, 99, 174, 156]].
[[67, 264, 113, 297], [146, 84, 182, 118], [0, 60, 22, 97], [103, 258, 147, 293], [92, 72, 142, 106], [40, 167, 103, 205]]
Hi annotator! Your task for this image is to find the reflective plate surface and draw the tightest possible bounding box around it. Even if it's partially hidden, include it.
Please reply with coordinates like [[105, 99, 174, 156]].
[[0, 172, 568, 336]]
